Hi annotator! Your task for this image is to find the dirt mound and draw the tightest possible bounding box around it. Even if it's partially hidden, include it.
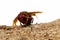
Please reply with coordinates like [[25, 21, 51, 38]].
[[0, 19, 60, 40]]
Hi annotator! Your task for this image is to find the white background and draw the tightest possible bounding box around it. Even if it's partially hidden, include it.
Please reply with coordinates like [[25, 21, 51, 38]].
[[0, 0, 60, 26]]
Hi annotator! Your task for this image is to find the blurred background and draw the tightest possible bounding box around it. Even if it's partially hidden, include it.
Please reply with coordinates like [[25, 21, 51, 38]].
[[0, 0, 60, 26]]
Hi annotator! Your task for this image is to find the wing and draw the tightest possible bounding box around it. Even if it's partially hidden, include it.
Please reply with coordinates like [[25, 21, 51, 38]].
[[28, 11, 42, 16]]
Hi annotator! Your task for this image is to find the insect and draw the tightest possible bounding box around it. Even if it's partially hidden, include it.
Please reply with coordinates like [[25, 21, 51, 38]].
[[12, 11, 42, 27]]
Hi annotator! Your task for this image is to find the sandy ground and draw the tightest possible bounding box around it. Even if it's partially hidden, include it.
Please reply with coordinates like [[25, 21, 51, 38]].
[[0, 19, 60, 40]]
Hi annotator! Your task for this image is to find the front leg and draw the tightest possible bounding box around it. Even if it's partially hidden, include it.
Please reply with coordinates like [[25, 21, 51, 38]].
[[20, 22, 22, 26], [12, 17, 18, 27]]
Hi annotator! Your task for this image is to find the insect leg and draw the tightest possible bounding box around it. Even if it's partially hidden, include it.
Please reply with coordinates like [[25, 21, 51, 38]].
[[35, 15, 39, 24]]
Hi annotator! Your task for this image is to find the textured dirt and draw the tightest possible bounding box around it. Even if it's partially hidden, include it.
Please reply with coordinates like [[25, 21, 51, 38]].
[[0, 19, 60, 40]]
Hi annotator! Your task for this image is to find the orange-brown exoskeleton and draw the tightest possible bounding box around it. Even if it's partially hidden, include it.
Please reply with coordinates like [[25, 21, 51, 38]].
[[12, 11, 42, 27]]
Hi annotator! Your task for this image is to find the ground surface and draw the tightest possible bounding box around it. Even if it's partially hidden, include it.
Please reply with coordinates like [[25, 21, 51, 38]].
[[0, 19, 60, 40]]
